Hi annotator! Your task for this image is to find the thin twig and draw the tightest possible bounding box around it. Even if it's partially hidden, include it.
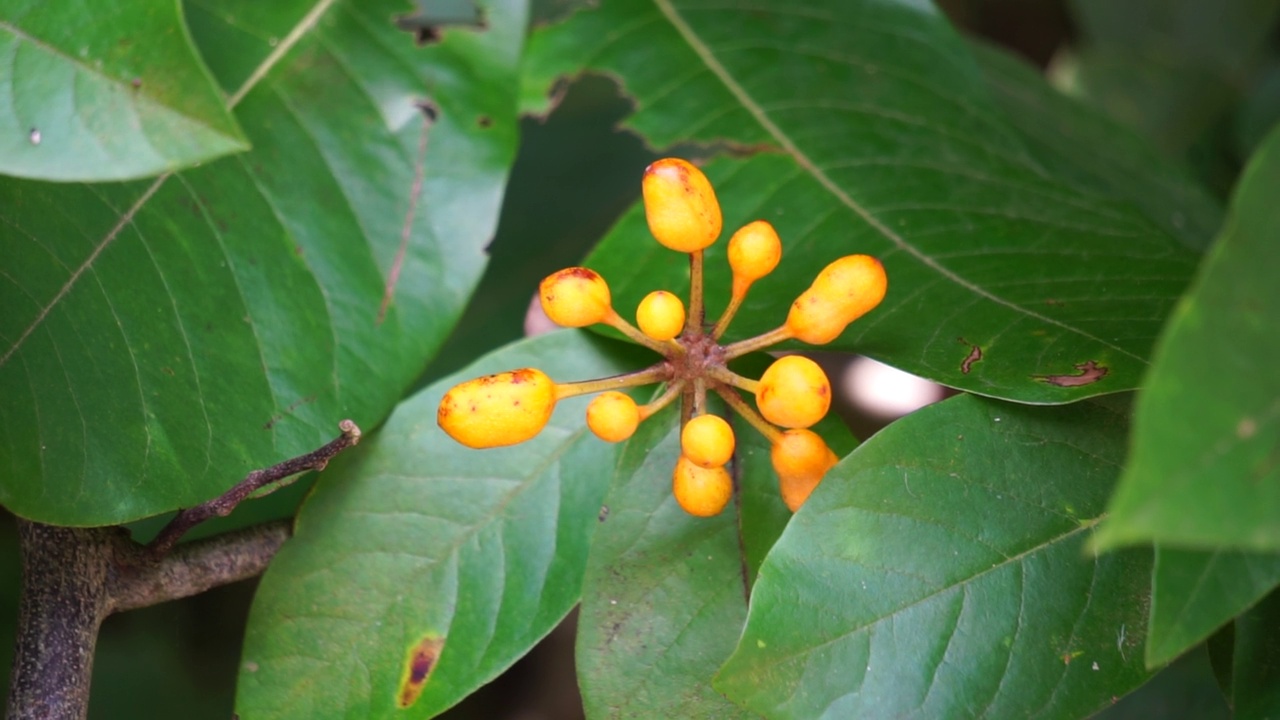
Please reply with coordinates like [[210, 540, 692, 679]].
[[146, 420, 361, 556]]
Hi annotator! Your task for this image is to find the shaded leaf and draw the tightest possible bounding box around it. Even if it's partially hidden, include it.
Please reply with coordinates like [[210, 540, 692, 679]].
[[1063, 0, 1280, 154], [0, 0, 248, 181], [1095, 126, 1280, 551], [0, 0, 526, 525], [1147, 547, 1280, 667], [237, 330, 647, 719], [576, 408, 753, 719], [1232, 586, 1280, 719], [525, 0, 1201, 403], [717, 395, 1154, 719]]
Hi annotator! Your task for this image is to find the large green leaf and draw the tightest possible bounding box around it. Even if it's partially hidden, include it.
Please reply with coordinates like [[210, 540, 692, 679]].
[[716, 395, 1154, 719], [1147, 548, 1280, 668], [0, 0, 248, 181], [237, 331, 647, 719], [1095, 126, 1280, 552], [524, 0, 1203, 403], [576, 388, 856, 718], [0, 0, 526, 525]]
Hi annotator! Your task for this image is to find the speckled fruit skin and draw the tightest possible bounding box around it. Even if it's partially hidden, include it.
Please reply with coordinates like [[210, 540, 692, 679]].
[[539, 267, 612, 328], [756, 355, 831, 429], [680, 413, 736, 468], [785, 255, 887, 344], [642, 158, 722, 253], [586, 391, 641, 443], [437, 368, 557, 448], [672, 455, 733, 517]]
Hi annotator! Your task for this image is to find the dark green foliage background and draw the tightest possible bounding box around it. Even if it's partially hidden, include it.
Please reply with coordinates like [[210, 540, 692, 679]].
[[3, 0, 1280, 718]]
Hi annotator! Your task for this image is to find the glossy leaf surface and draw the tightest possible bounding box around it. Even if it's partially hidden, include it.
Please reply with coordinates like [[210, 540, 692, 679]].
[[238, 331, 647, 719], [717, 395, 1154, 719], [1095, 127, 1280, 551], [577, 390, 855, 718], [0, 0, 248, 181], [525, 0, 1204, 403], [0, 0, 526, 524]]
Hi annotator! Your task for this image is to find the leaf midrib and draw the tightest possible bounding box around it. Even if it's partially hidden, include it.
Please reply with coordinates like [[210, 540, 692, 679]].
[[650, 0, 1148, 365]]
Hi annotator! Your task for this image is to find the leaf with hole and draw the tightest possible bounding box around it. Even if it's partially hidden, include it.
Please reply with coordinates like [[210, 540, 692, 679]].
[[0, 0, 527, 525], [525, 0, 1204, 403]]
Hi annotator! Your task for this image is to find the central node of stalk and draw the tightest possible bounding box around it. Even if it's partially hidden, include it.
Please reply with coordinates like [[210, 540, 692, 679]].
[[672, 330, 727, 383]]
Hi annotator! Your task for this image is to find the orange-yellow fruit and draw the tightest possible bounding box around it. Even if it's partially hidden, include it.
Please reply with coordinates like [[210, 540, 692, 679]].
[[642, 158, 722, 253], [785, 255, 887, 344], [680, 413, 735, 468], [636, 290, 686, 342], [586, 391, 641, 443], [770, 428, 839, 511], [727, 220, 782, 289], [756, 355, 831, 429], [438, 368, 557, 448], [539, 267, 613, 328], [673, 455, 733, 517]]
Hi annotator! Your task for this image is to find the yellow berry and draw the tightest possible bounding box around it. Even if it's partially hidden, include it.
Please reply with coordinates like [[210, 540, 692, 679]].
[[539, 267, 613, 328], [636, 290, 686, 342], [586, 391, 641, 443], [784, 255, 887, 344], [437, 368, 557, 449], [727, 220, 782, 289], [680, 413, 736, 468], [672, 455, 733, 517], [642, 158, 722, 253], [770, 429, 839, 511], [756, 355, 831, 429]]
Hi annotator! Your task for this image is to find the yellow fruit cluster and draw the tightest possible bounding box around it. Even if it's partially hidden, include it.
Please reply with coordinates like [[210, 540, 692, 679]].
[[437, 158, 887, 516]]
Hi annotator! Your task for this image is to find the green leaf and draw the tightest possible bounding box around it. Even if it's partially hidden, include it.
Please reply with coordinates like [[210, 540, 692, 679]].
[[525, 0, 1202, 403], [576, 391, 854, 718], [1094, 126, 1280, 552], [971, 41, 1222, 251], [0, 0, 526, 525], [1147, 548, 1280, 668], [717, 395, 1155, 719], [1232, 586, 1280, 719], [237, 330, 647, 719], [0, 0, 248, 181]]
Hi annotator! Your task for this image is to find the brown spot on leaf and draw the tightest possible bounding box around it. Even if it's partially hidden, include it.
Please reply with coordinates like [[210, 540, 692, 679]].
[[1034, 361, 1109, 387], [957, 338, 982, 375], [398, 634, 444, 708], [477, 115, 492, 128]]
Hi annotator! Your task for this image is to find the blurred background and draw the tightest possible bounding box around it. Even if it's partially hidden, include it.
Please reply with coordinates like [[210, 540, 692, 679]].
[[5, 0, 1279, 716]]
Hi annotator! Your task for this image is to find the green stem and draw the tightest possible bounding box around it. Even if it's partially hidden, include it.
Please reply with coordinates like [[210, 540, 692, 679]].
[[723, 325, 792, 360], [712, 383, 783, 444], [705, 364, 761, 394], [711, 290, 746, 340], [603, 310, 678, 355], [639, 380, 684, 420], [555, 362, 673, 400], [687, 250, 705, 334]]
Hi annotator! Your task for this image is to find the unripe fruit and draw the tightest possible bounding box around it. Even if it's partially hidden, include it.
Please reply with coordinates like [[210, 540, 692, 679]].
[[727, 220, 782, 285], [785, 255, 887, 344], [755, 355, 831, 429], [636, 290, 686, 342], [673, 455, 733, 517], [642, 158, 722, 253], [438, 368, 557, 448], [681, 413, 735, 468], [540, 267, 613, 328], [586, 391, 641, 443], [770, 428, 839, 511]]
